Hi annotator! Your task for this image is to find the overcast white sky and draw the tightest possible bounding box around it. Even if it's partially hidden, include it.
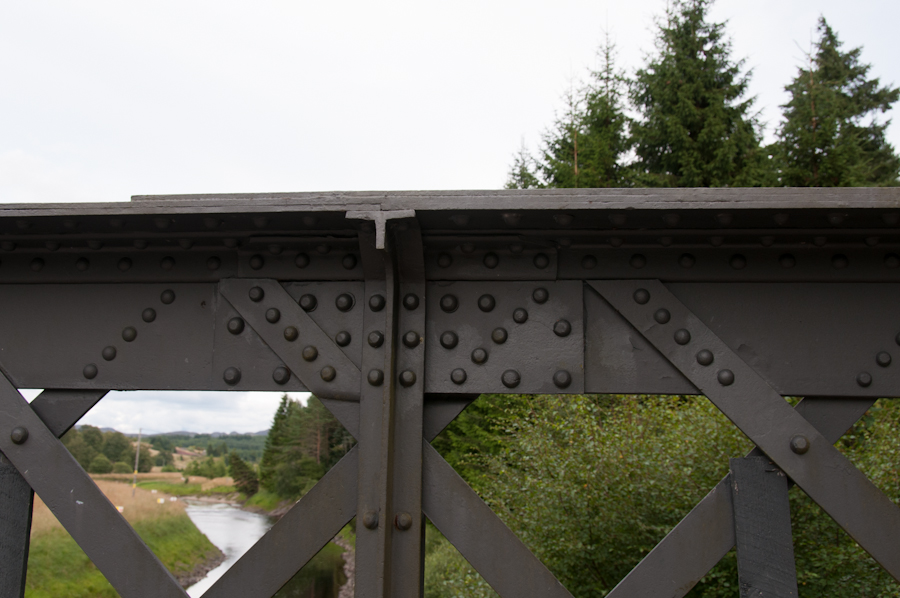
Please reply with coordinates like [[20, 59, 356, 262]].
[[5, 0, 899, 433]]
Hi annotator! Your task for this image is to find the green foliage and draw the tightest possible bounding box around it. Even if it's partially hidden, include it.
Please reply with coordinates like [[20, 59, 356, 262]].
[[184, 456, 227, 479], [87, 453, 113, 474], [112, 461, 132, 474], [62, 426, 152, 473], [273, 541, 347, 597], [149, 433, 266, 463], [258, 395, 354, 499], [207, 441, 229, 457], [773, 17, 900, 187], [629, 0, 767, 187], [244, 489, 285, 511], [228, 450, 260, 496]]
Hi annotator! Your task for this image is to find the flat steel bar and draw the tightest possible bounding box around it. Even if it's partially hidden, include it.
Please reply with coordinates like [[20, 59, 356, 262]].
[[220, 278, 361, 400], [592, 279, 900, 580], [355, 230, 394, 598], [422, 443, 572, 598], [0, 389, 106, 598], [730, 457, 799, 597], [0, 379, 186, 598], [606, 397, 875, 598], [201, 447, 358, 598]]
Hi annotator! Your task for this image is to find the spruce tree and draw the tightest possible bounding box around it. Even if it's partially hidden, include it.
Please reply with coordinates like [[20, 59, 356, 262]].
[[774, 17, 900, 186], [228, 451, 259, 496], [630, 0, 768, 187]]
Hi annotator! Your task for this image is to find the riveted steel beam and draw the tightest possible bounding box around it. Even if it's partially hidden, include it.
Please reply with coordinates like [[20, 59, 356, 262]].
[[592, 279, 900, 580]]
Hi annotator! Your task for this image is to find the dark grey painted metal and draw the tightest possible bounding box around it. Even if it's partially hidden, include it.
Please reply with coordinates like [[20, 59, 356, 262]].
[[730, 457, 798, 597], [592, 279, 900, 580], [421, 395, 478, 442], [424, 241, 558, 281], [388, 222, 428, 597], [0, 452, 33, 598], [202, 448, 358, 598], [425, 281, 584, 394], [29, 390, 108, 437], [606, 397, 876, 598], [0, 379, 186, 597], [422, 442, 573, 597], [220, 278, 361, 399]]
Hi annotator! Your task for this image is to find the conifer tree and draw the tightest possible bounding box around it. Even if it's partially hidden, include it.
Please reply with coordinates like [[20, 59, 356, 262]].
[[228, 451, 259, 496], [774, 17, 900, 186], [630, 0, 768, 187]]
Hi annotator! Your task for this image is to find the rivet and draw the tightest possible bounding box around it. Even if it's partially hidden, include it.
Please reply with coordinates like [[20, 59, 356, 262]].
[[729, 255, 747, 270], [362, 510, 379, 530], [118, 258, 132, 272], [478, 294, 496, 312], [402, 331, 420, 348], [633, 288, 650, 304], [501, 369, 521, 388], [122, 327, 137, 342], [885, 254, 900, 269], [813, 236, 827, 247], [513, 308, 528, 324], [461, 243, 475, 254], [284, 326, 298, 341], [716, 213, 734, 226], [774, 213, 790, 226], [10, 426, 28, 445], [555, 214, 574, 226], [335, 293, 355, 312], [302, 346, 319, 361], [253, 216, 269, 228], [46, 241, 60, 251], [857, 372, 872, 387], [440, 331, 458, 349], [335, 331, 352, 347], [299, 294, 318, 311], [534, 253, 550, 269], [440, 294, 459, 313], [142, 308, 157, 323], [249, 255, 265, 270], [368, 331, 384, 348], [827, 213, 846, 226], [63, 220, 77, 231], [223, 238, 238, 248], [399, 370, 416, 387], [302, 215, 318, 227], [273, 367, 291, 385], [654, 309, 670, 324], [876, 352, 892, 367], [88, 240, 103, 250], [31, 258, 44, 272], [369, 295, 386, 312], [509, 243, 524, 254], [663, 213, 680, 227], [295, 253, 310, 268], [760, 236, 775, 247], [553, 370, 572, 389], [582, 255, 597, 269], [249, 287, 265, 302], [674, 329, 691, 345], [16, 219, 30, 230], [451, 368, 467, 384], [471, 348, 488, 364], [223, 367, 241, 385], [790, 435, 810, 455], [76, 257, 89, 271], [268, 244, 282, 255], [0, 241, 15, 251], [160, 256, 175, 270], [630, 254, 646, 269], [321, 366, 337, 382], [679, 254, 695, 268], [203, 217, 220, 229], [484, 252, 499, 269], [832, 254, 849, 269], [160, 290, 176, 304], [502, 212, 521, 226], [717, 369, 735, 386], [553, 320, 571, 337], [557, 237, 572, 248], [696, 350, 714, 366], [609, 237, 623, 247], [83, 364, 98, 379], [395, 512, 413, 531], [266, 308, 281, 323], [780, 254, 796, 268], [709, 236, 724, 247], [403, 294, 419, 310], [102, 346, 117, 361], [883, 213, 900, 226], [367, 369, 384, 386], [207, 257, 221, 271], [180, 239, 195, 250], [437, 253, 452, 268], [867, 236, 881, 247], [316, 244, 330, 255], [609, 214, 626, 227], [342, 254, 357, 270], [532, 288, 549, 304], [491, 328, 508, 344]]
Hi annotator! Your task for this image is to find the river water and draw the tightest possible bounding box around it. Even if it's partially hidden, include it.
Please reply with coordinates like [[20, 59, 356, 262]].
[[184, 501, 273, 597]]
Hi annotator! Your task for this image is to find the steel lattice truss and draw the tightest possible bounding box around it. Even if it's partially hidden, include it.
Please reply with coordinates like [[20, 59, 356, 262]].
[[1, 188, 900, 597]]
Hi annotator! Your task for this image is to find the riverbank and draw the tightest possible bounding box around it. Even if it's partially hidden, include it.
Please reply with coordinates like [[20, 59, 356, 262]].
[[26, 479, 223, 597]]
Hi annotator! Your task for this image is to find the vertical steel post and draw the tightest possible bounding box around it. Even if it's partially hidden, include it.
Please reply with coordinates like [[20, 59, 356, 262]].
[[0, 453, 33, 598]]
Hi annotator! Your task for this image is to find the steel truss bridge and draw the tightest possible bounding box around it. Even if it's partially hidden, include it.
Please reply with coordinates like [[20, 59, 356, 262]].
[[1, 188, 899, 597]]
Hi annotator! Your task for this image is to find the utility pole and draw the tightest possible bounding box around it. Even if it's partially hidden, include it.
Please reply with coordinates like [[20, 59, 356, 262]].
[[132, 428, 142, 497]]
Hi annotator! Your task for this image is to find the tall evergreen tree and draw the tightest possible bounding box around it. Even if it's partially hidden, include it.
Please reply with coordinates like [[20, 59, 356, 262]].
[[774, 17, 900, 187], [630, 0, 768, 187]]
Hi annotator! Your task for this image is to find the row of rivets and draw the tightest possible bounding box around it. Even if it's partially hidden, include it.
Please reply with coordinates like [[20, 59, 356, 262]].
[[248, 253, 358, 271], [435, 252, 552, 270], [587, 253, 900, 271], [2, 255, 229, 272], [857, 337, 899, 388]]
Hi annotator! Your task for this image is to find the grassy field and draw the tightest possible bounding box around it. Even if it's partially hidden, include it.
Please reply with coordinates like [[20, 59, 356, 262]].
[[26, 480, 222, 597]]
